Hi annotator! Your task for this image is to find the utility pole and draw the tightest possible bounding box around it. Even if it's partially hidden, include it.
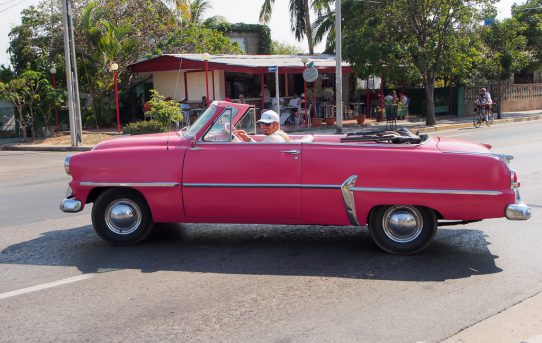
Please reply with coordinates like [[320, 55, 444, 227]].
[[335, 0, 343, 134], [61, 0, 83, 146]]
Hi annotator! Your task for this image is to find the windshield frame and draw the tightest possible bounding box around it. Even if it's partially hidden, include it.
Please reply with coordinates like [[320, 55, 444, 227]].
[[182, 104, 217, 139]]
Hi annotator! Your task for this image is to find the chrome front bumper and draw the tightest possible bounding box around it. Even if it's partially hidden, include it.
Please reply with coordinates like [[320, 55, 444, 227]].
[[60, 198, 82, 213], [506, 202, 531, 220]]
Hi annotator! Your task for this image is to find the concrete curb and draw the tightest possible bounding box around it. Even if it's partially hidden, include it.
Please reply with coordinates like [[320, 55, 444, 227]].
[[1, 145, 92, 152], [442, 291, 542, 343]]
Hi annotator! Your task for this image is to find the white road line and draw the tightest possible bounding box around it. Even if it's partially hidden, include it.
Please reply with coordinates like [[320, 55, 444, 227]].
[[0, 274, 94, 300]]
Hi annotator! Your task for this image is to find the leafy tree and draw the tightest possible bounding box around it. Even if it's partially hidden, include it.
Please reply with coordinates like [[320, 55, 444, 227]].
[[145, 90, 183, 130], [259, 0, 315, 54], [343, 0, 494, 126], [6, 0, 241, 129], [158, 22, 243, 54], [0, 70, 52, 139], [512, 0, 542, 71], [0, 65, 15, 83], [477, 18, 533, 116], [271, 40, 304, 54]]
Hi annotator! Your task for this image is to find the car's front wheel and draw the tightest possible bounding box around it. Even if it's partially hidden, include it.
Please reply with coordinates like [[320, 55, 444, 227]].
[[92, 189, 153, 245], [368, 205, 437, 254]]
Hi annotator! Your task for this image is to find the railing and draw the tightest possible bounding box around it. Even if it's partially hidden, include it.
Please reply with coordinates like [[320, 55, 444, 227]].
[[466, 84, 542, 102]]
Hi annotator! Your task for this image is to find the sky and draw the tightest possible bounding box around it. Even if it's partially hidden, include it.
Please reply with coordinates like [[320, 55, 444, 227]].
[[0, 0, 522, 67]]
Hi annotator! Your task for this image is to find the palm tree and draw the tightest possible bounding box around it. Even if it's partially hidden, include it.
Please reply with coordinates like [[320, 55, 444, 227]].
[[163, 0, 227, 26], [259, 0, 315, 54], [312, 0, 335, 53]]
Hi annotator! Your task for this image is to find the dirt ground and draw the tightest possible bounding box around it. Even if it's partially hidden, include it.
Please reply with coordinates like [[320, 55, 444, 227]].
[[24, 131, 116, 146]]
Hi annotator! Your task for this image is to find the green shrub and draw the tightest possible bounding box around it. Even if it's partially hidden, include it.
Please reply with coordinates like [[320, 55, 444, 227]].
[[146, 90, 183, 129], [123, 120, 166, 135]]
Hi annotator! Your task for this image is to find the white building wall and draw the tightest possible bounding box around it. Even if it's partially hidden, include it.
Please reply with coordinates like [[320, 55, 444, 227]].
[[153, 70, 226, 104]]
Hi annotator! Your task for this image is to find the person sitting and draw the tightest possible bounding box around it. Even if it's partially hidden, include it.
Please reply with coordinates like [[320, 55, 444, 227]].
[[475, 87, 493, 121], [238, 94, 246, 104], [234, 110, 291, 143], [384, 90, 398, 104], [288, 93, 301, 108], [180, 98, 191, 114], [200, 96, 208, 108]]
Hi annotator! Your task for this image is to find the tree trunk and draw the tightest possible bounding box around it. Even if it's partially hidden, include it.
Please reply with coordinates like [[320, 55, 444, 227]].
[[423, 75, 436, 126], [304, 0, 314, 55], [496, 80, 503, 119]]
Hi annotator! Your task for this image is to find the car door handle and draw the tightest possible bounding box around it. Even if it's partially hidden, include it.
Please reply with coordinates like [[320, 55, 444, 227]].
[[190, 146, 205, 151], [281, 150, 300, 155]]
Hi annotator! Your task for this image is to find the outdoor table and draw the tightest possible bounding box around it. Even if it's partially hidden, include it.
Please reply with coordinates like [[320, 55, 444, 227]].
[[350, 102, 366, 117]]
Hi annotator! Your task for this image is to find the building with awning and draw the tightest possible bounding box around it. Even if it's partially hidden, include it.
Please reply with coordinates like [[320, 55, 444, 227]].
[[128, 54, 354, 116]]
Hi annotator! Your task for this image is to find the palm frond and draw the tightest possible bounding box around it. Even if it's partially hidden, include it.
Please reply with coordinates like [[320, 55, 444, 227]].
[[259, 0, 275, 24]]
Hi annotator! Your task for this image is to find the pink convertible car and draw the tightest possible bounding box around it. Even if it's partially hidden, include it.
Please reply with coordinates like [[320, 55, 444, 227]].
[[60, 101, 530, 254]]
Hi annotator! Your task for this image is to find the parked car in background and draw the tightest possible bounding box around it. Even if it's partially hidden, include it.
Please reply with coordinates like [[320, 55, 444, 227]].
[[60, 101, 531, 254]]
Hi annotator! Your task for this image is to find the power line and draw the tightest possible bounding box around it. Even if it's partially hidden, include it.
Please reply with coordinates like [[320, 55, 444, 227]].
[[0, 0, 28, 14], [0, 0, 19, 7]]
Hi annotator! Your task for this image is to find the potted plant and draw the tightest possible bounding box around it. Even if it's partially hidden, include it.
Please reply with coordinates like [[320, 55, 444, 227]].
[[324, 117, 336, 126], [311, 117, 323, 127], [355, 114, 366, 125]]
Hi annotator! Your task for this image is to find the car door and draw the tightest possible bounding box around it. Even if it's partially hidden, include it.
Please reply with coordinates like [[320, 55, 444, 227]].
[[182, 109, 302, 221]]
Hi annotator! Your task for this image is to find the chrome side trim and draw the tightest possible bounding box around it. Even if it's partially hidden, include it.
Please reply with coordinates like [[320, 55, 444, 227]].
[[442, 151, 513, 171], [183, 183, 341, 189], [80, 182, 179, 187], [302, 184, 341, 189], [351, 187, 502, 196], [181, 183, 501, 195], [341, 175, 360, 226], [183, 183, 302, 188]]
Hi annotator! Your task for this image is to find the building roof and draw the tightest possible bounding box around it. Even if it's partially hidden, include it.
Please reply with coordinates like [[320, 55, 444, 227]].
[[128, 54, 352, 74]]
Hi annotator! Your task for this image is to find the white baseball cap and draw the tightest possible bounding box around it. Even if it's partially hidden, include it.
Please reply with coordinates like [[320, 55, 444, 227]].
[[257, 110, 280, 124]]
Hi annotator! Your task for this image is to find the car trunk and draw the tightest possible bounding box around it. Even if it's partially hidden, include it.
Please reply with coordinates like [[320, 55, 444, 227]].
[[436, 136, 491, 154]]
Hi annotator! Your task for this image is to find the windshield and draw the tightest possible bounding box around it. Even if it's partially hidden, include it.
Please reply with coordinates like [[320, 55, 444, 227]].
[[182, 105, 217, 138]]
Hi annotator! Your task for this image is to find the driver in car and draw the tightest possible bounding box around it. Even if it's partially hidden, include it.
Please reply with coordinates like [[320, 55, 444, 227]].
[[234, 110, 291, 143]]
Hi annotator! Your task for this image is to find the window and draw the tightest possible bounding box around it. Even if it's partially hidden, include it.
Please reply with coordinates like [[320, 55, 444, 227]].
[[202, 108, 238, 142]]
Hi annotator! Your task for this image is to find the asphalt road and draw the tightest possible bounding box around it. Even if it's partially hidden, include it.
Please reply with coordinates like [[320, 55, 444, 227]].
[[0, 121, 540, 342]]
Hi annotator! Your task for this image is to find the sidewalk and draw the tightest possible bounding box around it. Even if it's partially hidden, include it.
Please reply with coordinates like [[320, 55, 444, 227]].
[[441, 291, 542, 343], [2, 110, 542, 152], [287, 109, 542, 135]]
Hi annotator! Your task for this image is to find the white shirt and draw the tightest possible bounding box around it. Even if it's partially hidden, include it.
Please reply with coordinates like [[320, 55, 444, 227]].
[[288, 97, 300, 108], [264, 88, 271, 102], [250, 130, 291, 143]]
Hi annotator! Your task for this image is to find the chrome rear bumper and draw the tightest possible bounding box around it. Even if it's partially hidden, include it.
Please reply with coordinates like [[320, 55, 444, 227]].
[[506, 189, 531, 220], [60, 198, 82, 213], [506, 202, 531, 220]]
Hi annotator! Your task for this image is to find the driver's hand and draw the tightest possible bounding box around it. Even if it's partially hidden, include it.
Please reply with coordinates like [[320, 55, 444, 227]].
[[234, 130, 251, 142]]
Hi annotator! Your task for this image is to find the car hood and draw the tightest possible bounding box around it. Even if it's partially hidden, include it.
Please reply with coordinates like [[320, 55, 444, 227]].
[[92, 132, 178, 151], [436, 136, 491, 154]]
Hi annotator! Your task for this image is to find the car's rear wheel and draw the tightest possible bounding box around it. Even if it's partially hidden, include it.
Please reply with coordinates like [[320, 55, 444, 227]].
[[368, 205, 437, 254], [92, 189, 153, 245]]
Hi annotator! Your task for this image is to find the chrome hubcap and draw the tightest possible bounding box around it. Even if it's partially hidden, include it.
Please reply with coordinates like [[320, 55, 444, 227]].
[[105, 198, 142, 235], [382, 206, 423, 243]]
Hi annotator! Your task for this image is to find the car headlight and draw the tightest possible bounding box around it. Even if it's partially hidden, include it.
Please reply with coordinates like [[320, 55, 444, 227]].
[[64, 155, 71, 175]]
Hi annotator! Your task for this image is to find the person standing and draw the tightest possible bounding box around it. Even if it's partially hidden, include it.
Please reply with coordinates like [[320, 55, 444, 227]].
[[263, 86, 272, 110]]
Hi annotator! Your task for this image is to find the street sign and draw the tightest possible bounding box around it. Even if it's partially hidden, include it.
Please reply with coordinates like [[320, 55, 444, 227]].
[[303, 67, 319, 83], [268, 66, 277, 72]]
